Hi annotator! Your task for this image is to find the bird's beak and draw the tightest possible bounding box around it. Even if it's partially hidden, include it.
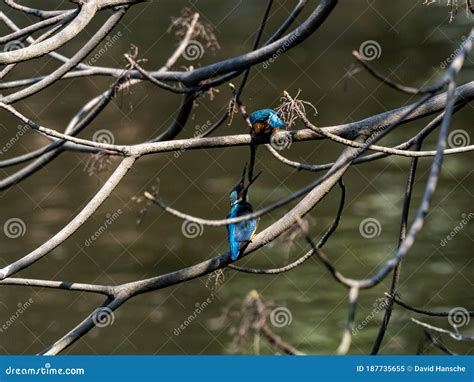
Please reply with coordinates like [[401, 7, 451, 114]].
[[240, 163, 247, 183], [241, 171, 262, 195]]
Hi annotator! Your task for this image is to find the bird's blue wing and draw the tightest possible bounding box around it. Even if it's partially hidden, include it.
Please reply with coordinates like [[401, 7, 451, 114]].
[[235, 219, 258, 242], [249, 109, 274, 125], [268, 112, 286, 129], [227, 210, 240, 260], [234, 203, 258, 242], [227, 223, 240, 260]]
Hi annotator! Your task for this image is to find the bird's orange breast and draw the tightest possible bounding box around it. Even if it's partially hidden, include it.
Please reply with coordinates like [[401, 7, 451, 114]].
[[252, 121, 270, 134]]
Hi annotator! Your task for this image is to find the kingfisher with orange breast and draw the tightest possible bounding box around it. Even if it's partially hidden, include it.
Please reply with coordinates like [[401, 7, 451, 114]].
[[249, 109, 286, 134], [247, 109, 286, 180]]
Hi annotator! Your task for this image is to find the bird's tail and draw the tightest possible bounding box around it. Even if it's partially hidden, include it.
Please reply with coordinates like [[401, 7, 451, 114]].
[[230, 238, 240, 261]]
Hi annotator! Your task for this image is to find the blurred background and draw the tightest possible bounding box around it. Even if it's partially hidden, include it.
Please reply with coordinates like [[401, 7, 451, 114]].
[[0, 0, 472, 355]]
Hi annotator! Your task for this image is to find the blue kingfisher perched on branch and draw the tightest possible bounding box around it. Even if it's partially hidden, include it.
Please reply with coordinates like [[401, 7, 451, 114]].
[[249, 108, 286, 134], [247, 109, 286, 180]]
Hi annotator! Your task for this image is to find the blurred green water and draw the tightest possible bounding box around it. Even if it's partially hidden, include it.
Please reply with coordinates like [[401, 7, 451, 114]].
[[0, 0, 472, 355]]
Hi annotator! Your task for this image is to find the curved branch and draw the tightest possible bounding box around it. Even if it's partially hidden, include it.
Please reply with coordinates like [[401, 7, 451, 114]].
[[0, 1, 99, 64], [1, 7, 128, 104], [0, 277, 115, 296], [392, 296, 474, 317], [0, 156, 136, 280]]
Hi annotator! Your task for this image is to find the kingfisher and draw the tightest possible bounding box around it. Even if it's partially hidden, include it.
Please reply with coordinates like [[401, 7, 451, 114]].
[[227, 166, 260, 261], [249, 109, 286, 134], [247, 109, 286, 180]]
